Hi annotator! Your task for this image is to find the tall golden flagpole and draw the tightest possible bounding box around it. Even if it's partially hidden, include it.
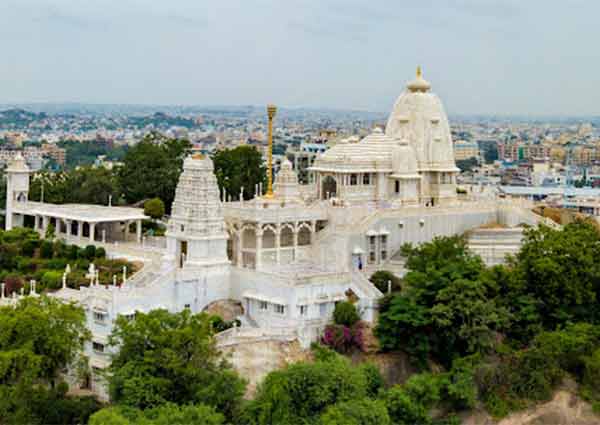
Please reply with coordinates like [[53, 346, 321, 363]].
[[266, 104, 277, 198]]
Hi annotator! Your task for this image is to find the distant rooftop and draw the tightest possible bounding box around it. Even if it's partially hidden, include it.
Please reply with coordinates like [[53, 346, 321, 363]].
[[500, 186, 600, 197]]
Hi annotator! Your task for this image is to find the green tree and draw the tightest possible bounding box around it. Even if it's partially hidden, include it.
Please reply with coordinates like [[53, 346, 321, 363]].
[[88, 407, 133, 425], [320, 398, 391, 425], [384, 386, 431, 425], [89, 404, 225, 425], [242, 350, 378, 424], [144, 198, 165, 220], [117, 133, 190, 212], [212, 146, 266, 200], [333, 301, 361, 327], [107, 309, 245, 421], [58, 139, 128, 169], [505, 221, 600, 338], [376, 236, 507, 366], [0, 296, 92, 423], [30, 166, 120, 205]]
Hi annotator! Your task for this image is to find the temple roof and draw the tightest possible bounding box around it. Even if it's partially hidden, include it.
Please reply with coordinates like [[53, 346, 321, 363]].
[[310, 128, 398, 172]]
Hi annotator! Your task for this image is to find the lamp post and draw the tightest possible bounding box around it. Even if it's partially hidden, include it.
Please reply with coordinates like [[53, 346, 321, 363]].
[[266, 104, 277, 198]]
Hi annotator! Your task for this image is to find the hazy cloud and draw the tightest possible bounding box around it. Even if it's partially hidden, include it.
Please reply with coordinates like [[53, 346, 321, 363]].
[[0, 0, 598, 116]]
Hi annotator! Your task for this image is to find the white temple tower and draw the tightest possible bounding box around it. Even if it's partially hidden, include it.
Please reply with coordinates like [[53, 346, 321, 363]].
[[273, 158, 301, 201], [164, 154, 229, 270], [385, 67, 459, 205], [5, 153, 31, 230]]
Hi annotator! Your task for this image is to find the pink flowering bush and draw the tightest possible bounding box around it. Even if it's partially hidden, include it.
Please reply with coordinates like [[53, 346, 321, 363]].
[[322, 322, 366, 353]]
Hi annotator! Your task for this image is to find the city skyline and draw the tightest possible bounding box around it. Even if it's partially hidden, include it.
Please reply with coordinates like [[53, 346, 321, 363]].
[[1, 0, 598, 116]]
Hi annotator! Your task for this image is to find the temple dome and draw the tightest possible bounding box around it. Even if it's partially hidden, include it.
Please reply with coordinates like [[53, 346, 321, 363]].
[[385, 67, 458, 172]]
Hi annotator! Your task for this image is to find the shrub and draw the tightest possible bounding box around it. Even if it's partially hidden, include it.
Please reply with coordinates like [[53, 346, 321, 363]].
[[333, 301, 360, 327], [322, 322, 366, 354], [209, 315, 240, 333], [533, 323, 600, 376], [46, 258, 68, 270], [3, 227, 37, 243], [95, 247, 106, 259], [444, 355, 479, 410], [21, 238, 40, 257], [83, 245, 97, 260], [67, 245, 80, 260], [582, 348, 600, 401], [0, 243, 19, 270], [40, 240, 54, 259], [403, 373, 442, 409], [4, 275, 24, 296], [42, 271, 63, 290], [144, 198, 166, 220], [384, 386, 431, 425], [369, 270, 402, 293], [76, 258, 90, 271], [322, 324, 354, 353], [359, 363, 385, 398], [244, 353, 369, 424], [17, 257, 37, 273], [320, 398, 391, 425], [53, 240, 68, 258]]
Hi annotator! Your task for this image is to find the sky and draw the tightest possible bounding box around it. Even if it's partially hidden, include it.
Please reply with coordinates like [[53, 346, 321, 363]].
[[0, 0, 598, 116]]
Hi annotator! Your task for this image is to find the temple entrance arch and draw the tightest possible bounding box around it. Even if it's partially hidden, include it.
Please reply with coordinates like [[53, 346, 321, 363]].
[[321, 176, 337, 200]]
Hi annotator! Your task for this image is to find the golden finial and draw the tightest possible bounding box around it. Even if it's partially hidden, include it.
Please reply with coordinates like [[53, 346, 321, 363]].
[[416, 65, 422, 78]]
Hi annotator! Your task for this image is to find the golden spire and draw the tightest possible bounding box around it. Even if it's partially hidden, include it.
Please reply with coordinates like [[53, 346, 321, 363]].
[[416, 65, 422, 78], [265, 104, 277, 198]]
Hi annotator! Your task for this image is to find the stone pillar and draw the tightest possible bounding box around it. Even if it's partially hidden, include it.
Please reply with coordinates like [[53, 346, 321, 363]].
[[292, 228, 299, 261], [255, 227, 263, 270], [124, 221, 131, 242], [65, 219, 72, 237], [77, 220, 83, 239], [34, 215, 40, 231], [42, 215, 49, 233], [89, 223, 96, 243], [136, 219, 142, 243], [237, 231, 243, 267], [275, 229, 281, 265]]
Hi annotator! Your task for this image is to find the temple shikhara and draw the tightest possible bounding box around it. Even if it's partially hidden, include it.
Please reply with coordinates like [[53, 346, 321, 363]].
[[2, 69, 547, 399]]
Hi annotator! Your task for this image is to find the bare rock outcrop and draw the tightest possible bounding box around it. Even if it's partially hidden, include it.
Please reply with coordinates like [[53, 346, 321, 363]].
[[220, 339, 311, 398], [202, 299, 243, 322], [462, 391, 599, 425]]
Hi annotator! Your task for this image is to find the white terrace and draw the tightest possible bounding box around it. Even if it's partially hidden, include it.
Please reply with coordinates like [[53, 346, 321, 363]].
[[12, 201, 147, 243]]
